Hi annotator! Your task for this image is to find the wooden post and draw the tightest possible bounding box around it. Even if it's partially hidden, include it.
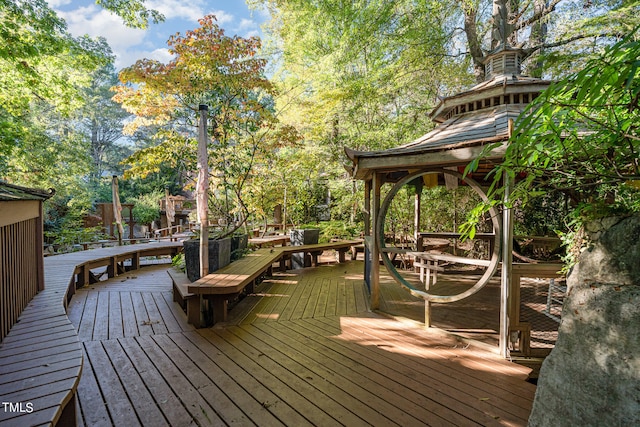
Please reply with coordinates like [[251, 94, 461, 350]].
[[197, 105, 209, 278], [165, 188, 174, 240], [414, 180, 422, 251], [112, 176, 124, 246], [364, 180, 371, 236], [371, 173, 381, 310], [500, 173, 514, 358]]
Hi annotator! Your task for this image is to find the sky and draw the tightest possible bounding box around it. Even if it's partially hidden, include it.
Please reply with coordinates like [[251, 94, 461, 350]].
[[49, 0, 270, 70]]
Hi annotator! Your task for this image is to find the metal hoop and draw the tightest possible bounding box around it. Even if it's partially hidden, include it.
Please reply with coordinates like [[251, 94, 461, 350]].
[[376, 168, 502, 303]]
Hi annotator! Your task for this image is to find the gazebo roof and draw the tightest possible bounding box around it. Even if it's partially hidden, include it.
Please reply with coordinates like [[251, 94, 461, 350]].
[[345, 50, 551, 181]]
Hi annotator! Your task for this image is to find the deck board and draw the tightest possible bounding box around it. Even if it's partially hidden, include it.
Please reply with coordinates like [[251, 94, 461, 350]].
[[68, 259, 536, 426]]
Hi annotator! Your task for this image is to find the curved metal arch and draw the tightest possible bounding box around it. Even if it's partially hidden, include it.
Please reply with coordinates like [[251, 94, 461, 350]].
[[376, 168, 502, 303]]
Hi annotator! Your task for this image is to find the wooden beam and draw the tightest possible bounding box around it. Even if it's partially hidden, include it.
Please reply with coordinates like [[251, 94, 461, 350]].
[[500, 174, 514, 358], [370, 173, 382, 310]]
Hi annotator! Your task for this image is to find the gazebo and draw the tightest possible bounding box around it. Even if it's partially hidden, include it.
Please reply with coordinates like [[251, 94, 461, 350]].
[[345, 48, 553, 357]]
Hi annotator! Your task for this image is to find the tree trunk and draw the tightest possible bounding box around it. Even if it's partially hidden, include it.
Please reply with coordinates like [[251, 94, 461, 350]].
[[528, 0, 549, 77], [462, 3, 486, 83]]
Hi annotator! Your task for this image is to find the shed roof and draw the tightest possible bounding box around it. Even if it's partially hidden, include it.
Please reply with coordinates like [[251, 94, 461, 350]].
[[0, 181, 55, 201]]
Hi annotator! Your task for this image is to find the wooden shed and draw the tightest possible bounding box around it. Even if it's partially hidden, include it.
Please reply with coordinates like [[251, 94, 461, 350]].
[[345, 48, 553, 357], [0, 181, 54, 341]]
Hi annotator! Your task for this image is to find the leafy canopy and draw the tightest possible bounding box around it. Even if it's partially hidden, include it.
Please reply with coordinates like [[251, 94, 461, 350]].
[[114, 15, 301, 232], [465, 31, 640, 239]]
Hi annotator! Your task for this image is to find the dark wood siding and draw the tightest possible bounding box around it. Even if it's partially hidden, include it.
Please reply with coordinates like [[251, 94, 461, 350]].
[[1, 217, 40, 341]]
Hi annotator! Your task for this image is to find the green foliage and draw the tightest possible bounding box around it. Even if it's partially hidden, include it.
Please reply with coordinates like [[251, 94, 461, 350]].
[[301, 221, 359, 243], [129, 191, 162, 225], [506, 32, 640, 214], [95, 0, 164, 29], [464, 31, 640, 263], [258, 0, 468, 155], [171, 253, 185, 272]]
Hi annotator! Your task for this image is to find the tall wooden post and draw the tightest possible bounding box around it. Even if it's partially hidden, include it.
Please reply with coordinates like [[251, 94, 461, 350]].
[[500, 173, 514, 357], [371, 173, 381, 310], [414, 180, 423, 251], [197, 105, 209, 278], [112, 175, 124, 246]]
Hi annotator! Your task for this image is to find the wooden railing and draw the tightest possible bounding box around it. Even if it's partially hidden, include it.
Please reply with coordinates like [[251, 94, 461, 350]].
[[1, 218, 42, 341]]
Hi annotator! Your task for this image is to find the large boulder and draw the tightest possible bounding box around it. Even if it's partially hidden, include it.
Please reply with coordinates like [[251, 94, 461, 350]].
[[529, 215, 640, 426]]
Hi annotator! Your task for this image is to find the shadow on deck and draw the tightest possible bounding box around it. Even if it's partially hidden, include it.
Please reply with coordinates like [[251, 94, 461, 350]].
[[69, 261, 536, 426]]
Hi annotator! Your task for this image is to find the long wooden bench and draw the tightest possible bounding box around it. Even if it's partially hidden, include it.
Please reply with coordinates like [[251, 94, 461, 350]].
[[0, 241, 183, 426], [277, 240, 362, 269], [167, 268, 199, 326], [73, 243, 182, 289], [179, 241, 361, 326], [186, 248, 283, 326]]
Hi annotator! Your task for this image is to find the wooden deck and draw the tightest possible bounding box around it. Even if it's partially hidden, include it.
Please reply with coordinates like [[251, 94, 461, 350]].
[[68, 259, 536, 426]]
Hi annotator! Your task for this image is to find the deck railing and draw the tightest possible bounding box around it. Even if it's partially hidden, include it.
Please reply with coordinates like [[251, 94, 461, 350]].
[[1, 218, 42, 341]]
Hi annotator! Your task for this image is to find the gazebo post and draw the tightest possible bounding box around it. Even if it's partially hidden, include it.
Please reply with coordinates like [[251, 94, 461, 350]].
[[500, 173, 514, 357], [364, 180, 371, 238], [370, 172, 382, 310], [414, 180, 422, 251]]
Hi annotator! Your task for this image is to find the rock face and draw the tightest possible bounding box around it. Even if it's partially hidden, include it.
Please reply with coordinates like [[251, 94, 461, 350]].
[[529, 215, 640, 426]]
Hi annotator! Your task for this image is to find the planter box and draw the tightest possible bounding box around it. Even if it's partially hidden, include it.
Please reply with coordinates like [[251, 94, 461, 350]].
[[289, 229, 320, 269], [183, 238, 231, 282], [231, 234, 248, 261]]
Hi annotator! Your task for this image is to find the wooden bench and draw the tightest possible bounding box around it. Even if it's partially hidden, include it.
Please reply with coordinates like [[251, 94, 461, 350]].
[[350, 243, 365, 260], [180, 241, 361, 326], [248, 235, 290, 248], [408, 251, 492, 288], [167, 268, 200, 326], [0, 261, 82, 426], [278, 240, 362, 269], [186, 248, 283, 326], [73, 243, 182, 289], [0, 241, 184, 426]]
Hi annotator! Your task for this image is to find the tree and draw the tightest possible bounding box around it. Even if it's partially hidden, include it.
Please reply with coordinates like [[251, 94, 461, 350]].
[[253, 0, 469, 154], [465, 30, 640, 262], [460, 0, 640, 81], [114, 15, 299, 235], [77, 61, 132, 183]]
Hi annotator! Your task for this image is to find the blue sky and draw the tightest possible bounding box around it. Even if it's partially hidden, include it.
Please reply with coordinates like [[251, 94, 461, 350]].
[[49, 0, 270, 70]]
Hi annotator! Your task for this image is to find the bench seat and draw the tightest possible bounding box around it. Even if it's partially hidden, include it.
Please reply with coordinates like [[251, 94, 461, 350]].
[[0, 241, 184, 426], [0, 280, 81, 427], [179, 241, 361, 326]]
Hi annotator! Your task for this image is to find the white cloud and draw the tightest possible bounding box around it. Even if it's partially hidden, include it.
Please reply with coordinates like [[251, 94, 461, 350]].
[[56, 5, 150, 69], [237, 18, 256, 31], [47, 0, 73, 7], [117, 47, 174, 69], [52, 1, 264, 70], [210, 9, 234, 25], [147, 0, 206, 22]]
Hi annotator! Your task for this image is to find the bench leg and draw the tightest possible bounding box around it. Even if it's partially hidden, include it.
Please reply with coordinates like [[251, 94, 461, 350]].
[[187, 296, 202, 327], [432, 260, 438, 285], [210, 297, 228, 325], [131, 252, 140, 270], [337, 249, 347, 263], [246, 280, 255, 295], [108, 257, 117, 278], [58, 392, 78, 427]]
